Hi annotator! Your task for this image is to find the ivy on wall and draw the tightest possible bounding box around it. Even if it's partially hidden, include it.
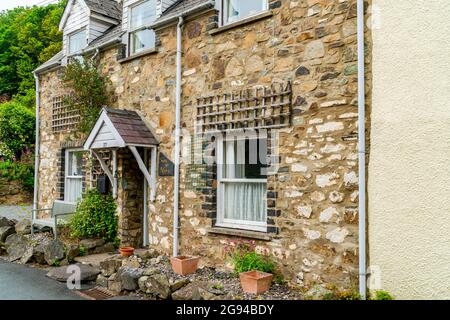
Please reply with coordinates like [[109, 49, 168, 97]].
[[62, 58, 112, 133]]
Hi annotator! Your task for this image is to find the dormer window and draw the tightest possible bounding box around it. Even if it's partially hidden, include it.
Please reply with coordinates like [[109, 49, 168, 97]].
[[68, 29, 87, 55], [129, 0, 156, 55], [222, 0, 268, 25]]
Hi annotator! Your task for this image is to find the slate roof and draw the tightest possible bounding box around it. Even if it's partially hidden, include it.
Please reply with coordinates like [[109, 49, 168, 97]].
[[87, 24, 125, 49], [104, 108, 159, 146], [34, 51, 64, 73], [85, 0, 122, 21], [154, 0, 213, 23]]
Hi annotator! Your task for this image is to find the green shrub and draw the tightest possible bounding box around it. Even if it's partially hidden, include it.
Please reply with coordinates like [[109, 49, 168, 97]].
[[227, 242, 275, 274], [0, 101, 35, 159], [0, 159, 34, 191], [372, 290, 394, 300], [69, 189, 118, 243]]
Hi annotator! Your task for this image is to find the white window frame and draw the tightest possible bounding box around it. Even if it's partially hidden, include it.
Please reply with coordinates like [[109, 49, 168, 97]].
[[128, 0, 156, 56], [216, 132, 268, 232], [68, 28, 87, 56], [220, 0, 269, 26], [64, 148, 84, 203]]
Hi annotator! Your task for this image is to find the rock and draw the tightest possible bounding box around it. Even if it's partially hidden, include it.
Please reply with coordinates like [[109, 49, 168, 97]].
[[171, 282, 221, 300], [0, 217, 15, 227], [15, 219, 31, 235], [117, 267, 143, 291], [100, 256, 123, 277], [5, 234, 29, 261], [80, 239, 105, 250], [170, 278, 190, 292], [136, 248, 159, 260], [66, 244, 80, 262], [304, 40, 325, 60], [32, 243, 46, 264], [93, 242, 115, 254], [96, 274, 108, 287], [46, 263, 100, 282], [142, 267, 160, 276], [141, 273, 171, 299], [19, 246, 34, 264], [138, 276, 147, 290], [0, 226, 15, 243], [43, 240, 65, 265], [108, 273, 122, 293], [122, 256, 141, 268]]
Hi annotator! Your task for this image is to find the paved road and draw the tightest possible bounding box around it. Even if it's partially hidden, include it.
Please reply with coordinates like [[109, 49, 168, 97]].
[[0, 205, 32, 221], [0, 259, 84, 300]]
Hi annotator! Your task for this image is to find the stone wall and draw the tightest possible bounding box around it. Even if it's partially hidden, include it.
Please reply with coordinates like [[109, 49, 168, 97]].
[[37, 0, 372, 290]]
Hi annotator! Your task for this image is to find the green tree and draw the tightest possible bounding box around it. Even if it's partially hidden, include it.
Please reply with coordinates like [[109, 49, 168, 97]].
[[0, 101, 35, 159], [0, 1, 66, 102]]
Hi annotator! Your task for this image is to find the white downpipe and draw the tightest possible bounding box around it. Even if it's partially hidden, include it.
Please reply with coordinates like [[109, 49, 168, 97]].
[[173, 16, 184, 258], [32, 73, 40, 216], [143, 149, 149, 246], [357, 0, 367, 300]]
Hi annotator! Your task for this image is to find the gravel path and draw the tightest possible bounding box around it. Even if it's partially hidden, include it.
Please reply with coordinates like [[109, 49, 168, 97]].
[[0, 205, 32, 221]]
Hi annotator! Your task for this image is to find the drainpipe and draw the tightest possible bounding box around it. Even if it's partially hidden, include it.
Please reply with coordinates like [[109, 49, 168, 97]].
[[357, 0, 367, 300], [32, 73, 40, 225], [173, 16, 184, 257]]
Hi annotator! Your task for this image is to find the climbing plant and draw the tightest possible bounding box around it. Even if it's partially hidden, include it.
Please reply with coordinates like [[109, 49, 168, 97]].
[[62, 58, 111, 133]]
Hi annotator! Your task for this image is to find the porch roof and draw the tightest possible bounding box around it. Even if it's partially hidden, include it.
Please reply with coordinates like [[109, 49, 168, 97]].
[[84, 107, 159, 150]]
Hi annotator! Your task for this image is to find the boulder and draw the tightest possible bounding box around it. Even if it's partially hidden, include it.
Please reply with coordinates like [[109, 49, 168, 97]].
[[172, 282, 224, 300], [140, 273, 171, 299], [19, 246, 34, 264], [172, 282, 197, 300], [15, 219, 31, 235], [108, 272, 122, 293], [136, 248, 159, 260], [142, 267, 160, 276], [117, 267, 144, 291], [66, 244, 80, 262], [32, 243, 46, 264], [43, 240, 65, 265], [80, 239, 105, 250], [170, 278, 190, 292], [0, 226, 16, 243], [5, 234, 29, 261], [93, 242, 115, 254], [96, 274, 108, 287], [122, 256, 141, 268], [100, 256, 123, 277], [0, 217, 15, 228], [46, 263, 100, 282]]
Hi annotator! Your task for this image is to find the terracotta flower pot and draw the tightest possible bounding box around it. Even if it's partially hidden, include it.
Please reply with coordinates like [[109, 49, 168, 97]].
[[239, 270, 273, 294], [119, 246, 134, 257], [170, 256, 200, 275]]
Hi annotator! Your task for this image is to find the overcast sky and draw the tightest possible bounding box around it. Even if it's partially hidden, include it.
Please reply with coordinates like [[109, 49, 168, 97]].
[[0, 0, 56, 12]]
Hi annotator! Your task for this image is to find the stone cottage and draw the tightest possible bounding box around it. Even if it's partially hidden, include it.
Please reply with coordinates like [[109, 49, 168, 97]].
[[34, 0, 369, 294]]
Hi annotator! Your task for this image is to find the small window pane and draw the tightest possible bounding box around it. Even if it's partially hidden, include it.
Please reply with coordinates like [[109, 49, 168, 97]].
[[69, 30, 86, 55], [130, 0, 156, 30], [225, 0, 266, 24], [222, 138, 267, 179], [68, 151, 83, 176], [131, 29, 155, 54]]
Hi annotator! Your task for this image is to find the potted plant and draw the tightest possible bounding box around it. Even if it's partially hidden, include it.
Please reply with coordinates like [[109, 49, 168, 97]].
[[170, 255, 200, 275], [227, 241, 276, 294], [119, 246, 134, 257]]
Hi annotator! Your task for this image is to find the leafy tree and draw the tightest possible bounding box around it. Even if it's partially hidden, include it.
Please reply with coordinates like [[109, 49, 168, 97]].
[[0, 101, 35, 159], [0, 1, 66, 100]]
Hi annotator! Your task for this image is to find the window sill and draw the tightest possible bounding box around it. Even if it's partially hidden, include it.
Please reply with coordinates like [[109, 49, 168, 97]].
[[207, 227, 272, 241], [118, 48, 158, 64], [209, 11, 274, 36]]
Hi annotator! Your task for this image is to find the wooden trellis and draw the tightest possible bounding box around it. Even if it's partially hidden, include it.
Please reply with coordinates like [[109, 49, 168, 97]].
[[52, 96, 80, 133], [196, 82, 292, 132]]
